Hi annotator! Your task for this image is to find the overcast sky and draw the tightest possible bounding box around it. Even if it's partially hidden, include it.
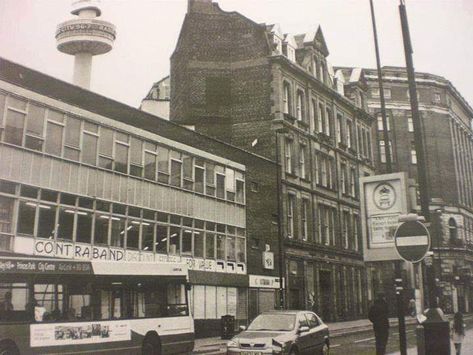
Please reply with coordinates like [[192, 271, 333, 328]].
[[1, 0, 472, 108]]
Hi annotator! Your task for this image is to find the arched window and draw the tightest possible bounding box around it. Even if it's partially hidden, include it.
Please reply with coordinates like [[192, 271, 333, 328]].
[[296, 90, 305, 121], [283, 82, 291, 115], [448, 218, 458, 241]]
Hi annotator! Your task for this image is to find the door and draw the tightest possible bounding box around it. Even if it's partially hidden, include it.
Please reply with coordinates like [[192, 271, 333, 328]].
[[319, 270, 332, 322]]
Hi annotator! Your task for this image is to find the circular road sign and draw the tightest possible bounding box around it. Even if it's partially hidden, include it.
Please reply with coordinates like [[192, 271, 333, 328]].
[[394, 220, 430, 263]]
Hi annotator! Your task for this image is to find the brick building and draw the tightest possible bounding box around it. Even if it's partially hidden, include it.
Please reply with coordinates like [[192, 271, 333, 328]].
[[363, 66, 473, 313], [170, 0, 375, 321], [0, 57, 280, 337]]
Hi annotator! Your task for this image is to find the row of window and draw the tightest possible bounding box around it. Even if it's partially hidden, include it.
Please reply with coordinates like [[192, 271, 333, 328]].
[[282, 82, 372, 159], [0, 183, 246, 262], [284, 140, 359, 197], [371, 87, 442, 103], [378, 140, 417, 165], [452, 122, 473, 208], [377, 114, 414, 133], [286, 193, 361, 251], [0, 93, 245, 204]]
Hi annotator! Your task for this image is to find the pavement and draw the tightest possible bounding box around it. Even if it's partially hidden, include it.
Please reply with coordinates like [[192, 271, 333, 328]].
[[193, 316, 418, 354]]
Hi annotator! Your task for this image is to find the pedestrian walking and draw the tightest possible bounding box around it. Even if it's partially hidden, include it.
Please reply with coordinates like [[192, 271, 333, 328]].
[[368, 293, 390, 355], [451, 311, 465, 355]]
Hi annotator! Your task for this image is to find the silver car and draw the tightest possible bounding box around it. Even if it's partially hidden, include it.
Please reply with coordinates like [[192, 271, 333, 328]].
[[226, 310, 330, 355]]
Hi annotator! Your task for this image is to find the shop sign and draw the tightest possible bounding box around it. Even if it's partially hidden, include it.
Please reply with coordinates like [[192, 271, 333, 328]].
[[249, 275, 282, 289], [262, 251, 274, 270], [30, 320, 130, 347]]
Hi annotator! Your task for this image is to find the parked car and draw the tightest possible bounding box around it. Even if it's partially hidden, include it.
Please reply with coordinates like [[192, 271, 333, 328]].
[[226, 310, 329, 355]]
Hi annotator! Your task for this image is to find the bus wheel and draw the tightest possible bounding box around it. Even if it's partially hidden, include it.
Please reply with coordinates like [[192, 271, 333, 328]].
[[142, 334, 161, 355], [0, 341, 19, 355]]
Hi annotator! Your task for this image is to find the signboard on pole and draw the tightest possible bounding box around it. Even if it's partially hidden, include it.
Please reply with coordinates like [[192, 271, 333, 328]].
[[360, 172, 411, 261], [394, 220, 430, 263]]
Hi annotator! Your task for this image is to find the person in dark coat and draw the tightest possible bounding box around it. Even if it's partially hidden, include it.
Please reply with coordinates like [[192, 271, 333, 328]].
[[368, 293, 390, 355]]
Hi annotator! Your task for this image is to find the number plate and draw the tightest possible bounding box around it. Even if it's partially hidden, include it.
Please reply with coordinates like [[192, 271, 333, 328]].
[[241, 352, 262, 355]]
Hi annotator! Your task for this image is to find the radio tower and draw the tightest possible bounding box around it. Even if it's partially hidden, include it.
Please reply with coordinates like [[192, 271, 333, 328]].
[[56, 0, 116, 89]]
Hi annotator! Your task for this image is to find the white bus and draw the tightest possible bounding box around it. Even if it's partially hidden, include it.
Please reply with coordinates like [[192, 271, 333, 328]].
[[0, 256, 194, 354]]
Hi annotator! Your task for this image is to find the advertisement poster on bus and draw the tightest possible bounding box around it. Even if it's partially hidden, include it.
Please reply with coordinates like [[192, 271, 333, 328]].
[[30, 320, 130, 347]]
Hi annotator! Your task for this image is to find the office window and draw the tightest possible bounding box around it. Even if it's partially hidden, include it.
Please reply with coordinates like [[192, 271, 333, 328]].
[[226, 235, 236, 261], [157, 146, 170, 184], [346, 120, 352, 148], [57, 207, 74, 241], [17, 201, 36, 236], [311, 99, 317, 132], [37, 205, 56, 239], [407, 117, 414, 132], [98, 127, 113, 169], [4, 109, 25, 146], [299, 145, 307, 179], [411, 145, 417, 164], [45, 120, 64, 154], [94, 214, 109, 245], [183, 155, 194, 191], [194, 230, 204, 258], [205, 162, 215, 196], [216, 173, 225, 199], [130, 137, 143, 177], [206, 232, 215, 259], [156, 225, 168, 254], [350, 167, 357, 197], [318, 103, 324, 133], [110, 216, 125, 248], [325, 108, 331, 136], [283, 82, 291, 115], [236, 175, 245, 204], [341, 162, 348, 195], [285, 139, 293, 174], [170, 159, 182, 187], [25, 104, 45, 151], [194, 161, 205, 194], [301, 199, 309, 241], [216, 234, 225, 260], [144, 151, 157, 180], [76, 211, 92, 244], [336, 113, 342, 144], [379, 140, 393, 163], [296, 90, 305, 121], [225, 168, 235, 201], [141, 222, 154, 252], [287, 194, 295, 238], [82, 132, 98, 166], [377, 114, 390, 131], [169, 226, 180, 255], [182, 229, 192, 255]]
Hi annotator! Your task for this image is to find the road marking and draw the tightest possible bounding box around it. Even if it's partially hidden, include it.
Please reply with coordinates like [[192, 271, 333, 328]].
[[331, 344, 341, 348], [354, 337, 375, 343]]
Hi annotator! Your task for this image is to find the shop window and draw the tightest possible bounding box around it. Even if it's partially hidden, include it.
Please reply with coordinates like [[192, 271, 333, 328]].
[[4, 109, 25, 146], [45, 121, 64, 156], [37, 205, 56, 239], [57, 207, 74, 240], [169, 226, 180, 255], [126, 221, 140, 249], [17, 201, 36, 236], [156, 225, 168, 254], [94, 214, 109, 245], [76, 211, 92, 244], [206, 232, 215, 259], [216, 234, 225, 260]]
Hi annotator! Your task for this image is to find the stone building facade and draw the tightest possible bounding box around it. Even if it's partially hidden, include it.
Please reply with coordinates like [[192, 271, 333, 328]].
[[170, 0, 375, 321], [363, 66, 473, 313]]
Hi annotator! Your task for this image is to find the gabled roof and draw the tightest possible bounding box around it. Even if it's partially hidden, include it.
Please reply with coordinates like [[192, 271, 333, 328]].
[[266, 23, 283, 39], [294, 26, 329, 56], [283, 34, 297, 48]]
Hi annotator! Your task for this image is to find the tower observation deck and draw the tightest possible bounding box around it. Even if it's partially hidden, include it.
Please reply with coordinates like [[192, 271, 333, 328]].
[[56, 0, 116, 89]]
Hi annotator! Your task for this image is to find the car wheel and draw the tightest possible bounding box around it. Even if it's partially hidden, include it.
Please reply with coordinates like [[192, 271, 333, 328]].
[[321, 342, 330, 355]]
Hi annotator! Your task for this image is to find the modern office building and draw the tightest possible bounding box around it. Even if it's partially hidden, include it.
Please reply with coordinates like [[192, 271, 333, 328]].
[[363, 66, 473, 313], [169, 0, 376, 321], [0, 57, 280, 337]]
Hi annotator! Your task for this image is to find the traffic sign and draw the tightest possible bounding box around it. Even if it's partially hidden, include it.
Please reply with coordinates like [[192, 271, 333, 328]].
[[394, 220, 430, 263]]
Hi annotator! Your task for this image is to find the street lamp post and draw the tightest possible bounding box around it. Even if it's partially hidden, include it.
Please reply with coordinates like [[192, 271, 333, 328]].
[[272, 118, 289, 309]]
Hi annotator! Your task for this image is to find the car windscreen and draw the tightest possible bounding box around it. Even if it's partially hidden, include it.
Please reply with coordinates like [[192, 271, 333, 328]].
[[247, 314, 296, 331]]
